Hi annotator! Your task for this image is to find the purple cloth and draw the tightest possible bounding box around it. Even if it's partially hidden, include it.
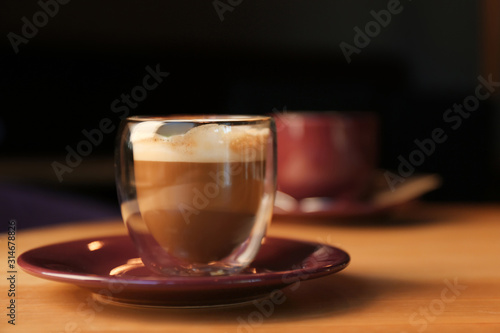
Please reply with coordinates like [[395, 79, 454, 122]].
[[0, 183, 121, 229]]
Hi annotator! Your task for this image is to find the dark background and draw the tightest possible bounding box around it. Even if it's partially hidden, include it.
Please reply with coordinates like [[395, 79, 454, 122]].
[[1, 0, 499, 227]]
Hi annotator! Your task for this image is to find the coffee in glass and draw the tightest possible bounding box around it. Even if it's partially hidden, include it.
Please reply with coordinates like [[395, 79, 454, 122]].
[[115, 116, 276, 276]]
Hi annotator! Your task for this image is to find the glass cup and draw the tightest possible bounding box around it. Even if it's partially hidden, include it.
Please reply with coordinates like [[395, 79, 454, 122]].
[[115, 115, 276, 276]]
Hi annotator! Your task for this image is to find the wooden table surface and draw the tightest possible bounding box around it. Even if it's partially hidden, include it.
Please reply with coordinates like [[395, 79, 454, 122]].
[[1, 203, 500, 332]]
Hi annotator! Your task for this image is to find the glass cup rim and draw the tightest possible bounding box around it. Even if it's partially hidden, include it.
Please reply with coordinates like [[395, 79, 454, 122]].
[[126, 114, 271, 124]]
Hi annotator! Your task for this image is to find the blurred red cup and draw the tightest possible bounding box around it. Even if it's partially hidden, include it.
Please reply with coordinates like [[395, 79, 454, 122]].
[[274, 111, 379, 200]]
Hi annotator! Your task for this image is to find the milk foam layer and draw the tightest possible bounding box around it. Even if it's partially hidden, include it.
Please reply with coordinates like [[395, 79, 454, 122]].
[[131, 121, 269, 162]]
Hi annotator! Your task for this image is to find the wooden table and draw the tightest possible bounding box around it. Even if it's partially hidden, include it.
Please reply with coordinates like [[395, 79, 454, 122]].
[[2, 203, 500, 332]]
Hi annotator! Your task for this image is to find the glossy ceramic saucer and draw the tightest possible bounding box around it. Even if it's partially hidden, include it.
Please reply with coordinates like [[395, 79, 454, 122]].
[[18, 236, 349, 307], [274, 173, 441, 218]]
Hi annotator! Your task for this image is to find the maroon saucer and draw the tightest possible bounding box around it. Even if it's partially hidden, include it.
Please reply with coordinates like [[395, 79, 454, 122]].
[[273, 196, 395, 218], [18, 236, 349, 307], [274, 173, 441, 218]]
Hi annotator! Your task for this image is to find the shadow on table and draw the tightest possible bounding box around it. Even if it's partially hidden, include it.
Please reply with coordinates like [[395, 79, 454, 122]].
[[52, 272, 420, 326]]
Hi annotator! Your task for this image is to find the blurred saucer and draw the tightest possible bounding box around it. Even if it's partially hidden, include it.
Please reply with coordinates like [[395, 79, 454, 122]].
[[18, 236, 349, 307], [274, 172, 441, 218]]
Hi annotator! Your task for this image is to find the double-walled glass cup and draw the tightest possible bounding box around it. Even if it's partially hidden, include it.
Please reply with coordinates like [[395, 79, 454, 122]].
[[115, 115, 276, 276]]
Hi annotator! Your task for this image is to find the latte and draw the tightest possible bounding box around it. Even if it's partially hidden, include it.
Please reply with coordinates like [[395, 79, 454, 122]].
[[130, 122, 269, 265]]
